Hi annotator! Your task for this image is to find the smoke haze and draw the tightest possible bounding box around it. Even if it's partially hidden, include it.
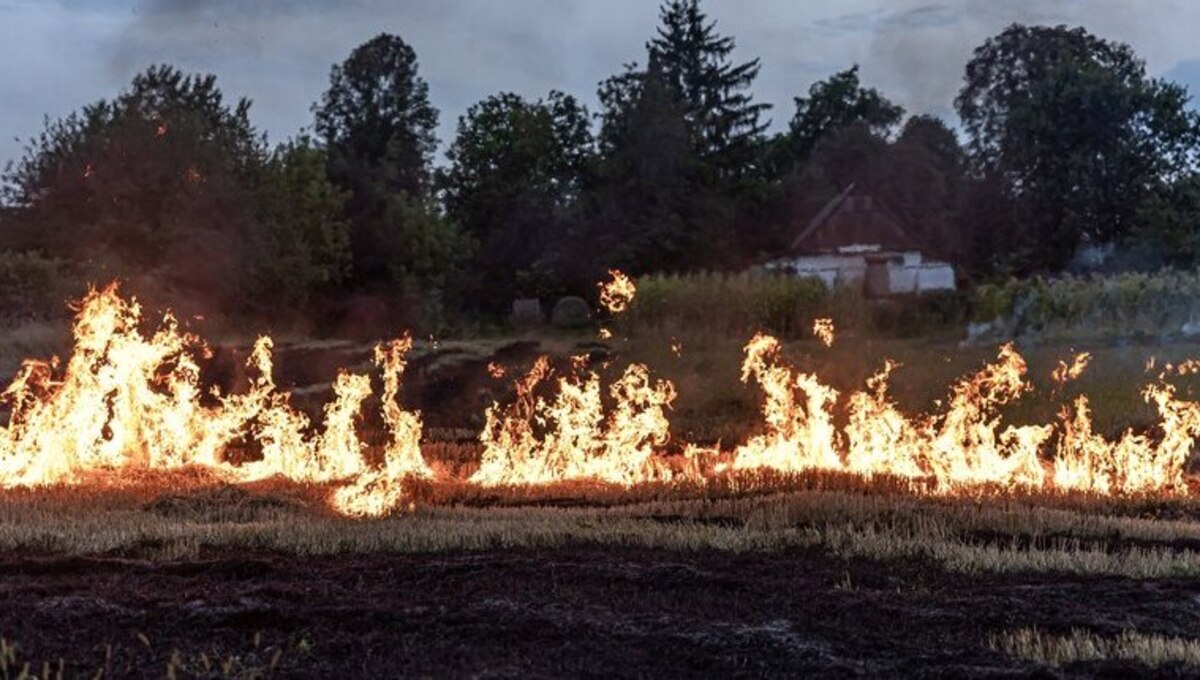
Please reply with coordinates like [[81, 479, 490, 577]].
[[2, 0, 1198, 167]]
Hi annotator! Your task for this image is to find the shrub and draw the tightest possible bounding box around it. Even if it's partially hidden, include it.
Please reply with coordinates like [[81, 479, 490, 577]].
[[622, 271, 831, 340], [0, 251, 74, 321], [968, 270, 1200, 338]]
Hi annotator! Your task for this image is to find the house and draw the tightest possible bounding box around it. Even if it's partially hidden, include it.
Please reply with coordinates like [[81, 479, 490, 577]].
[[763, 183, 956, 296]]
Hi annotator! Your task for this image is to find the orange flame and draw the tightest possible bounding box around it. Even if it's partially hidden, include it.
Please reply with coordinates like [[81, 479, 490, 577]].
[[1, 285, 1198, 519], [0, 285, 428, 515], [1052, 352, 1091, 384], [598, 269, 636, 315], [812, 318, 835, 348], [729, 334, 1196, 495], [469, 357, 677, 486]]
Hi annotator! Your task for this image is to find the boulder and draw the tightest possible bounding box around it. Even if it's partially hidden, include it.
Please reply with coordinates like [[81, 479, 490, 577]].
[[510, 298, 544, 328], [551, 296, 592, 328]]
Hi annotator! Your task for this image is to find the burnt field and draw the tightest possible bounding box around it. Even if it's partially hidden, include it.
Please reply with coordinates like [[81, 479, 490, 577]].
[[5, 542, 1200, 678], [4, 473, 1200, 677], [4, 289, 1200, 676]]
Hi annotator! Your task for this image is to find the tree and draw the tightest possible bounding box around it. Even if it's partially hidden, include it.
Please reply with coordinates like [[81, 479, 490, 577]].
[[2, 65, 271, 309], [250, 137, 352, 307], [583, 56, 707, 275], [314, 34, 456, 289], [773, 65, 904, 175], [956, 24, 1200, 273], [648, 0, 770, 179], [442, 91, 593, 311], [314, 33, 437, 197], [885, 116, 968, 261]]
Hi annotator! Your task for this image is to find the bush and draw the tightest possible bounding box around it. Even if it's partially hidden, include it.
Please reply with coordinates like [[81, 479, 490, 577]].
[[620, 272, 973, 341], [622, 271, 831, 340], [968, 270, 1200, 339], [0, 251, 74, 321], [870, 291, 969, 338]]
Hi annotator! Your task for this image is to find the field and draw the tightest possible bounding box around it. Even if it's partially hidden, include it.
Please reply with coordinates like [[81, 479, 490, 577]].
[[5, 473, 1200, 677], [4, 312, 1200, 677]]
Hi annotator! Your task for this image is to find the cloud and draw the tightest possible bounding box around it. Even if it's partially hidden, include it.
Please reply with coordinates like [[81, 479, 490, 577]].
[[2, 0, 1200, 169]]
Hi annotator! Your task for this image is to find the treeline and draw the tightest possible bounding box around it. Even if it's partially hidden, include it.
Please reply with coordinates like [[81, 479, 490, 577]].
[[3, 2, 1200, 332]]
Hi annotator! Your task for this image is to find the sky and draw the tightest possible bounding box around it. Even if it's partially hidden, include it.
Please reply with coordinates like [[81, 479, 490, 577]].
[[2, 0, 1200, 169]]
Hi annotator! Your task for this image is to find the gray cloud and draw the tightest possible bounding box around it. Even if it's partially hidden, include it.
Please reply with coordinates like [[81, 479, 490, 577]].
[[1, 0, 1198, 170]]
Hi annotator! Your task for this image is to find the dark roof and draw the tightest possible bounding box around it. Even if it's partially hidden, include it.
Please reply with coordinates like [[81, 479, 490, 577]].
[[788, 183, 921, 254]]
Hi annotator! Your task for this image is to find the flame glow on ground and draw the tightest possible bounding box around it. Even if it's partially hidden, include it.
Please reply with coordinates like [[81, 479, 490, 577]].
[[0, 278, 1198, 518]]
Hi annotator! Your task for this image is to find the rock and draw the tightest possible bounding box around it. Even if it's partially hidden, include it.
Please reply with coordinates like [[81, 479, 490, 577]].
[[551, 296, 592, 328], [510, 299, 544, 328]]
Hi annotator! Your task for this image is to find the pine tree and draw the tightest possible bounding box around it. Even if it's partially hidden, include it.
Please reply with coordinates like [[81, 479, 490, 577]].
[[648, 0, 770, 179]]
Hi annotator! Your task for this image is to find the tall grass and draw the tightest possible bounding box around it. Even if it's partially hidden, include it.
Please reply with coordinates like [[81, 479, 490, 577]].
[[993, 628, 1200, 669], [973, 270, 1200, 339], [619, 271, 966, 342], [623, 271, 832, 340]]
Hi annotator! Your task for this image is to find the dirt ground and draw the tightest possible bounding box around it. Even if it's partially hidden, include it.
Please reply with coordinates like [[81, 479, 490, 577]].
[[1, 545, 1198, 678]]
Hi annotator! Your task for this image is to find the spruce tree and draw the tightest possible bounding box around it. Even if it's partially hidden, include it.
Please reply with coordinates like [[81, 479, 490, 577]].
[[648, 0, 770, 179]]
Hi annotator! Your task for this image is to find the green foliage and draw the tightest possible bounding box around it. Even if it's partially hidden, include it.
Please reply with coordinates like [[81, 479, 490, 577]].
[[623, 272, 971, 341], [314, 33, 450, 291], [774, 65, 905, 174], [586, 58, 716, 275], [0, 251, 73, 319], [314, 33, 438, 198], [956, 24, 1200, 273], [1, 64, 272, 309], [443, 91, 592, 312], [250, 137, 352, 306], [649, 0, 770, 178], [968, 270, 1200, 339], [623, 271, 831, 339], [869, 291, 969, 338]]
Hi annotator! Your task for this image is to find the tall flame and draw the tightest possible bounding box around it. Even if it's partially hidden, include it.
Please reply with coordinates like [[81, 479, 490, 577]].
[[1, 284, 1198, 518], [730, 334, 1196, 494], [469, 356, 677, 486], [0, 285, 429, 515]]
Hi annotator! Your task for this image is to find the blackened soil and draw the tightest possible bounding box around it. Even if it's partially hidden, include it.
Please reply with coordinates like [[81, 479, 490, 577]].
[[2, 547, 1199, 678]]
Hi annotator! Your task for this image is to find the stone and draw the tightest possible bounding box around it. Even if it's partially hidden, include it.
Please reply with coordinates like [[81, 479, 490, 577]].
[[551, 296, 592, 328], [510, 298, 544, 328]]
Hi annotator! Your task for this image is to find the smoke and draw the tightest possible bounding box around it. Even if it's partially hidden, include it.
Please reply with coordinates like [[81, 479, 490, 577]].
[[859, 0, 1183, 121], [105, 0, 614, 150]]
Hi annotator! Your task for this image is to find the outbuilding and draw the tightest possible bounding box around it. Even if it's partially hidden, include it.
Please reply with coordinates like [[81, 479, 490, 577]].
[[763, 183, 956, 296]]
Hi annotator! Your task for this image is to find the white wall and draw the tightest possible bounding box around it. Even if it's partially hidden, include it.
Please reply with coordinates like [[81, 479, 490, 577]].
[[765, 251, 955, 295]]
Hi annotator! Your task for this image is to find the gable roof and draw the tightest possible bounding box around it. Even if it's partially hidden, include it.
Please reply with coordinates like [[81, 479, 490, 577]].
[[788, 183, 922, 254]]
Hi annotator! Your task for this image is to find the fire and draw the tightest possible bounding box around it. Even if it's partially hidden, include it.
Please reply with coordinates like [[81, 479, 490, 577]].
[[469, 356, 677, 486], [732, 334, 842, 473], [813, 318, 835, 347], [0, 284, 428, 516], [1, 282, 1199, 518], [1052, 352, 1091, 384], [330, 337, 432, 517], [598, 269, 636, 314], [730, 333, 1198, 495]]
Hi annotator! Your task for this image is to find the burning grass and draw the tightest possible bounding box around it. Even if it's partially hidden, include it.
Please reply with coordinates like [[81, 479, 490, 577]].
[[6, 277, 1200, 556]]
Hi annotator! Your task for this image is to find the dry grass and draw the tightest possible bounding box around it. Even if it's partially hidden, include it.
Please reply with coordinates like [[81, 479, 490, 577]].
[[0, 632, 296, 679], [5, 470, 1200, 579], [992, 627, 1200, 668]]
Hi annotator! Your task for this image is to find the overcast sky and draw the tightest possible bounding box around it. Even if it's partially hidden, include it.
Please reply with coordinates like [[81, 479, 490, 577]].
[[3, 0, 1200, 169]]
